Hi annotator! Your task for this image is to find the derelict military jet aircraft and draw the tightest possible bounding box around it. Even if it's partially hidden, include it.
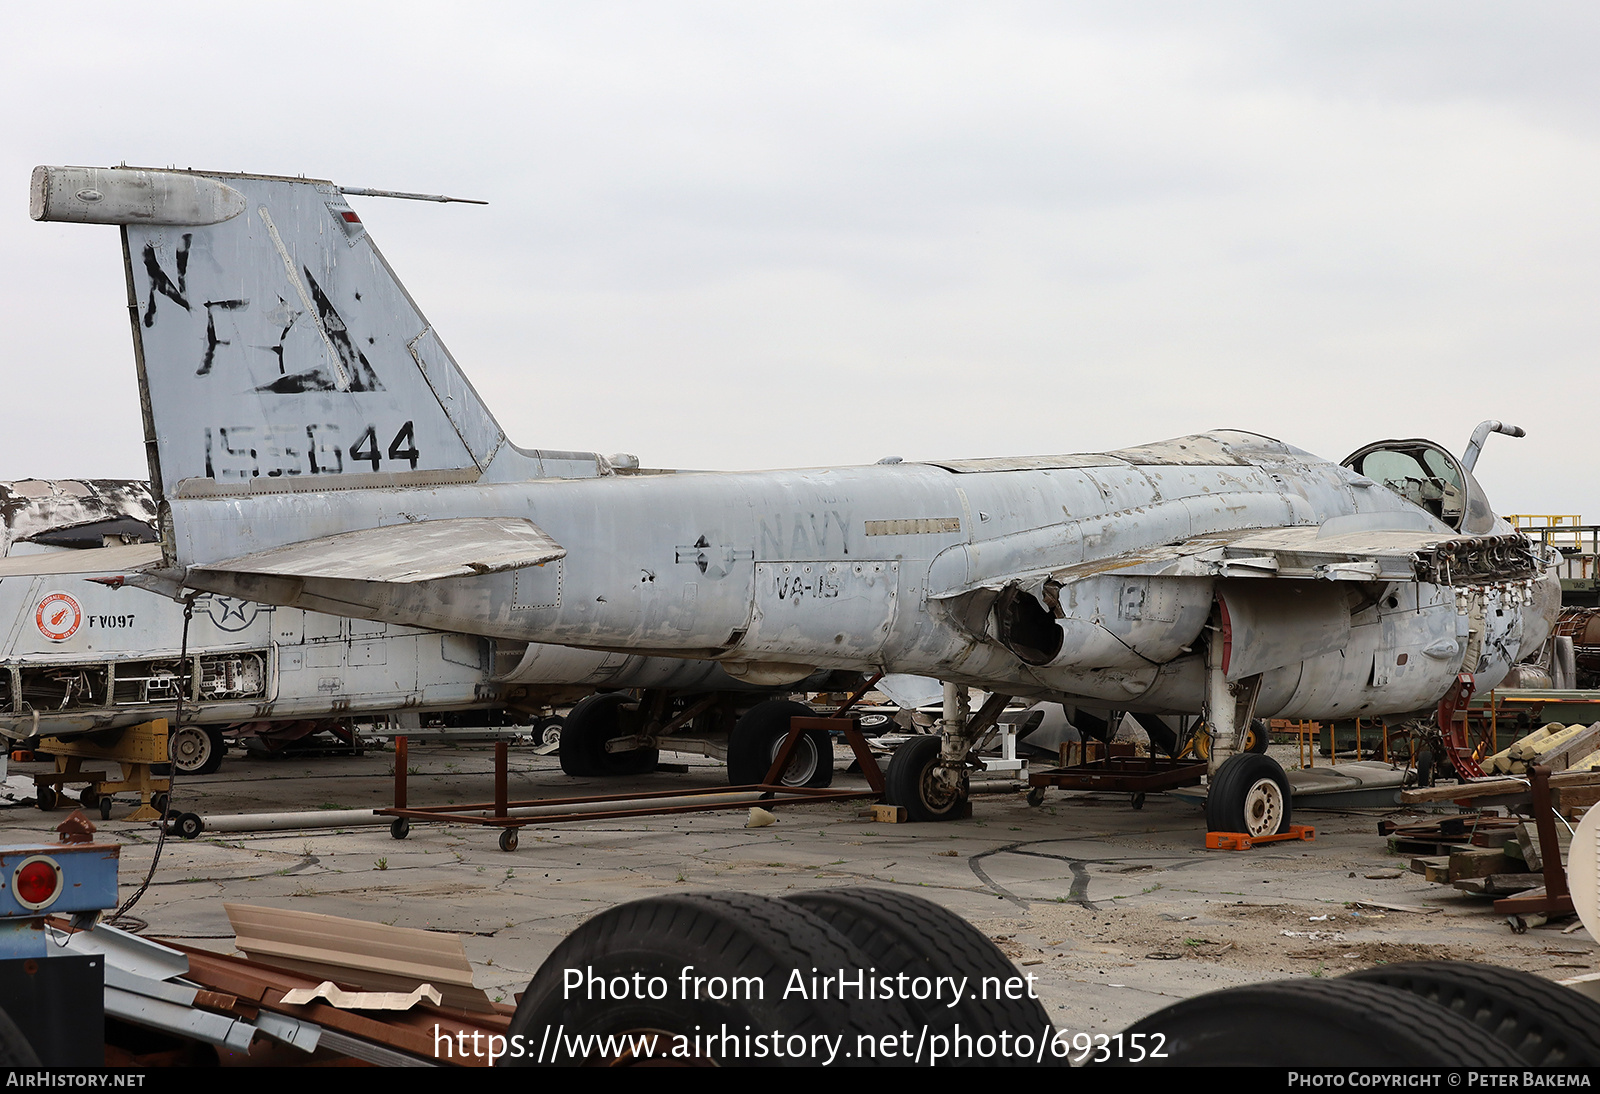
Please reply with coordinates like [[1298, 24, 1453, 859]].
[[30, 165, 1559, 834]]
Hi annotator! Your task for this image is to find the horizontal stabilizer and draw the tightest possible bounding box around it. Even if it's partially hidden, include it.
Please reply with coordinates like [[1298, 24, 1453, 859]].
[[189, 518, 563, 585]]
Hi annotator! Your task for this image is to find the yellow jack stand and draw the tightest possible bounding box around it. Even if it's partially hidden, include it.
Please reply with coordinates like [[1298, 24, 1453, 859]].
[[33, 719, 172, 821]]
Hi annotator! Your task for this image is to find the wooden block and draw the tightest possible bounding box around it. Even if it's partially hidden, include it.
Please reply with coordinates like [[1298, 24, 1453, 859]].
[[1541, 722, 1600, 770], [870, 804, 907, 823], [1451, 873, 1538, 896], [1410, 855, 1449, 876], [1517, 822, 1573, 872], [1425, 864, 1453, 885], [1448, 849, 1514, 880], [1484, 873, 1544, 895]]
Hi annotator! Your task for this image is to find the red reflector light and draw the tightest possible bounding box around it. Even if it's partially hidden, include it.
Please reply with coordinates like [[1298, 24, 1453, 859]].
[[341, 211, 361, 223], [14, 857, 62, 909]]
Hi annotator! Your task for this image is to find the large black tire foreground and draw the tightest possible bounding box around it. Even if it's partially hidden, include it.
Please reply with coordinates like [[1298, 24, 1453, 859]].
[[1100, 979, 1525, 1067], [1204, 753, 1291, 836], [1344, 961, 1600, 1066], [785, 887, 1057, 1066], [171, 726, 226, 776], [885, 734, 967, 822], [726, 699, 832, 788], [506, 892, 917, 1066], [559, 693, 657, 777], [0, 1005, 39, 1067]]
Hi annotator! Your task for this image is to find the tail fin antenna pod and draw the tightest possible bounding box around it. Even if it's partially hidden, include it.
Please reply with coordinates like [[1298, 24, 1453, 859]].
[[32, 165, 604, 503]]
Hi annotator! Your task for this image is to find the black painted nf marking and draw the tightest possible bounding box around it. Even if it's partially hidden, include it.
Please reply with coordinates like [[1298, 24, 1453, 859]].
[[294, 265, 383, 392], [261, 368, 339, 394], [197, 299, 249, 375], [269, 295, 299, 376], [141, 234, 192, 327]]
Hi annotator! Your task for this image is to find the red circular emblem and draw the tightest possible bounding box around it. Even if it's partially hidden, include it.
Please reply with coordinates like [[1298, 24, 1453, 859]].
[[36, 592, 82, 642]]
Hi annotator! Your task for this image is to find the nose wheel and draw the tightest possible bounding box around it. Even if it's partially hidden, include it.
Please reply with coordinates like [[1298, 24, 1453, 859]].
[[885, 735, 969, 822], [1206, 754, 1292, 837]]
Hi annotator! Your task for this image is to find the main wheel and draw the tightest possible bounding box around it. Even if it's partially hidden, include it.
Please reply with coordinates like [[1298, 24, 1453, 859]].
[[785, 888, 1057, 1066], [1243, 719, 1270, 754], [1205, 753, 1291, 836], [504, 892, 916, 1066], [1344, 962, 1600, 1066], [0, 1004, 39, 1067], [171, 726, 225, 776], [885, 734, 968, 822], [855, 709, 897, 734], [726, 699, 832, 788], [559, 693, 657, 777], [1102, 979, 1524, 1066]]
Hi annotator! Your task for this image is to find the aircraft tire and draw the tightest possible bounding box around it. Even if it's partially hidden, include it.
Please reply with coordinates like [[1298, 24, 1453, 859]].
[[785, 887, 1058, 1065], [1099, 979, 1524, 1066], [1204, 753, 1290, 836], [537, 717, 565, 748], [1243, 719, 1271, 754], [172, 726, 225, 776], [726, 699, 831, 787], [504, 892, 915, 1066], [1343, 961, 1600, 1066], [0, 1005, 39, 1067], [559, 693, 658, 777], [885, 734, 968, 822]]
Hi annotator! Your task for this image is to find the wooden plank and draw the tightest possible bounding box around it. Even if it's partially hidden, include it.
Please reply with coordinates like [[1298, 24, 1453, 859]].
[[1399, 770, 1600, 804], [1452, 874, 1541, 896], [1541, 722, 1600, 770]]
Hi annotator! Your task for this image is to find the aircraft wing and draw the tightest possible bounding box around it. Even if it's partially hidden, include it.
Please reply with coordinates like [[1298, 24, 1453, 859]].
[[941, 515, 1539, 601], [187, 517, 564, 585]]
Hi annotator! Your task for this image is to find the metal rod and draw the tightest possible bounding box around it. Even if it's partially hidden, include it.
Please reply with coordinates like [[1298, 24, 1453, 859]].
[[340, 187, 487, 205]]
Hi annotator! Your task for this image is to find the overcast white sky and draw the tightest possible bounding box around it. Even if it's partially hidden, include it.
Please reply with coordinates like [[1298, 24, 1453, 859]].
[[3, 2, 1593, 518]]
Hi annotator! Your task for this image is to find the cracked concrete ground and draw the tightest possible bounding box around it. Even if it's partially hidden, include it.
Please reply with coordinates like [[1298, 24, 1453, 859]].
[[4, 741, 1594, 1033]]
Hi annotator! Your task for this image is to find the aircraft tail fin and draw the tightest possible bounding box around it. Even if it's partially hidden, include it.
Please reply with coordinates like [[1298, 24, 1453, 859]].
[[32, 165, 602, 502]]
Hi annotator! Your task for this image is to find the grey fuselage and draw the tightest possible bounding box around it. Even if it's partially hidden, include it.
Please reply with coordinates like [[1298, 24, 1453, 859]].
[[166, 430, 1542, 723]]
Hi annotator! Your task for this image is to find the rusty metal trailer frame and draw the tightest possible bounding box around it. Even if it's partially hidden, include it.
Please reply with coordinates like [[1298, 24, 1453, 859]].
[[1493, 764, 1577, 919], [376, 678, 890, 849], [1027, 754, 1208, 809]]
